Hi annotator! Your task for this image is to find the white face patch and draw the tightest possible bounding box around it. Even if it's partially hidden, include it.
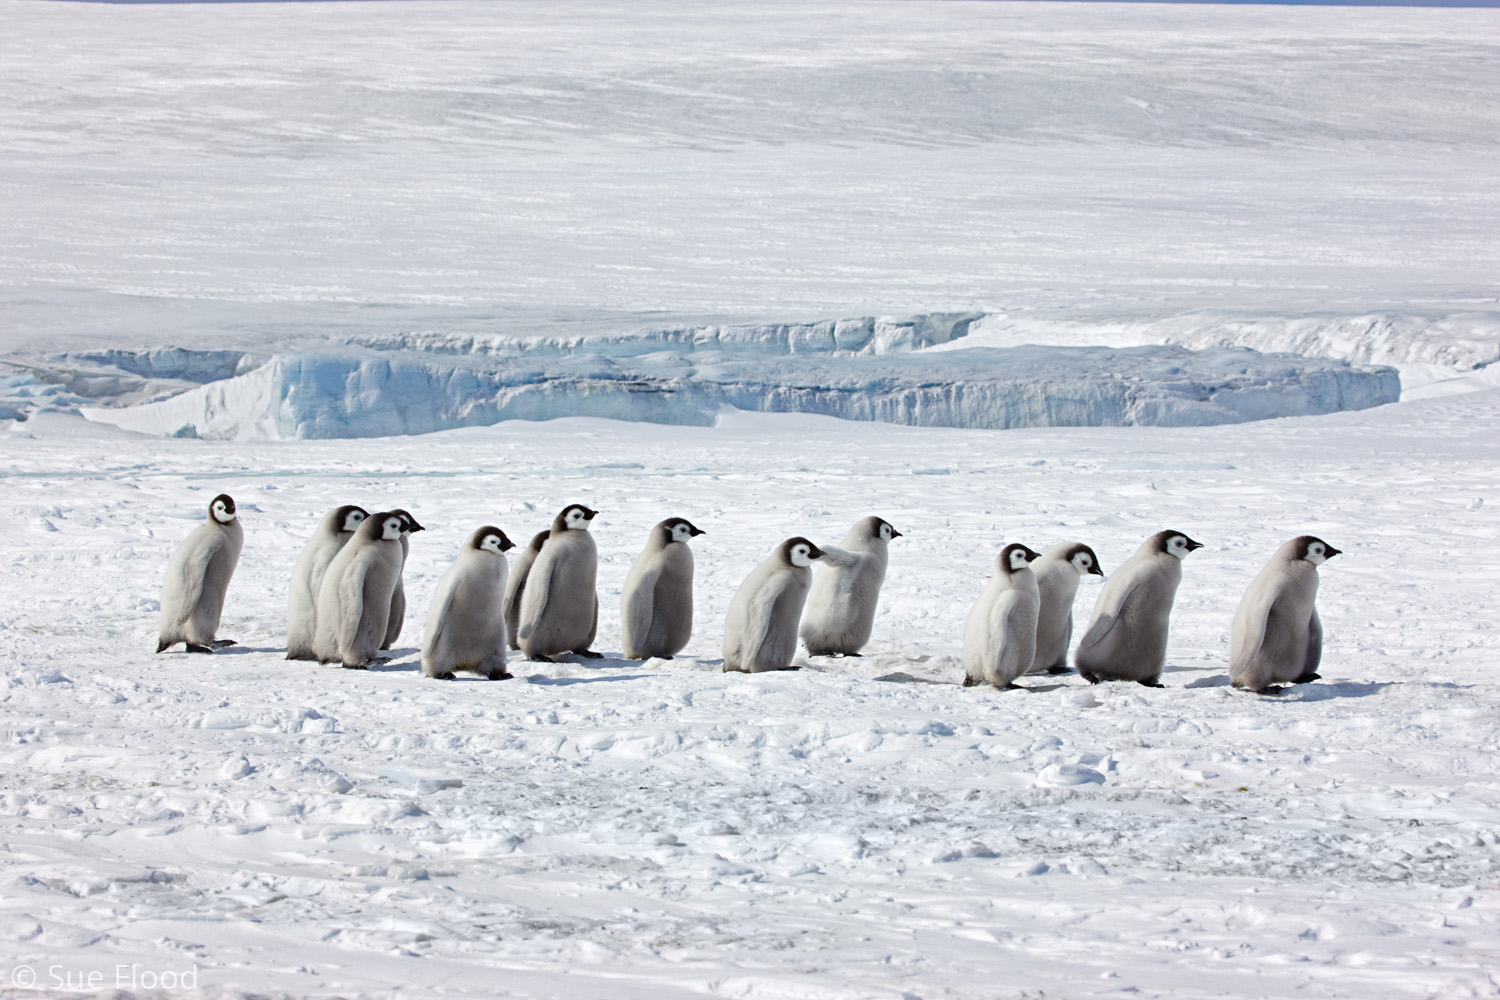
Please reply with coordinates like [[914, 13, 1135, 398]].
[[1305, 542, 1328, 565], [1071, 552, 1093, 574], [1007, 548, 1031, 571], [381, 517, 404, 541], [343, 510, 367, 532], [1167, 536, 1191, 560], [672, 523, 694, 542], [789, 544, 814, 568], [480, 534, 506, 555], [879, 524, 893, 541], [565, 508, 592, 530], [212, 501, 236, 524]]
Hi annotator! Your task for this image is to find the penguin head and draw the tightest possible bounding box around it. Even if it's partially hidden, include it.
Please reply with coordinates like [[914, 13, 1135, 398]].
[[526, 530, 550, 553], [662, 517, 705, 544], [783, 537, 825, 568], [1064, 542, 1104, 577], [1001, 542, 1041, 573], [874, 517, 903, 542], [209, 494, 237, 524], [1295, 535, 1341, 565], [1154, 530, 1203, 560], [337, 505, 369, 534], [391, 509, 424, 534], [377, 513, 406, 541], [474, 526, 515, 555], [557, 504, 598, 531]]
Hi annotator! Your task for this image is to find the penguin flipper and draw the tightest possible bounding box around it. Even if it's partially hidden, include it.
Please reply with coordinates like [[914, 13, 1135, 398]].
[[816, 545, 860, 570], [621, 564, 663, 658], [170, 533, 219, 633], [1299, 606, 1324, 681], [516, 548, 556, 642], [986, 589, 1027, 685], [335, 559, 371, 661], [740, 575, 791, 671], [1078, 576, 1144, 652], [1229, 585, 1278, 689]]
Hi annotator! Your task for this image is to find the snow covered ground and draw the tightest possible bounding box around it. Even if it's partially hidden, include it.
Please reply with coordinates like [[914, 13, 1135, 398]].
[[2, 1, 1499, 997], [2, 391, 1498, 1000]]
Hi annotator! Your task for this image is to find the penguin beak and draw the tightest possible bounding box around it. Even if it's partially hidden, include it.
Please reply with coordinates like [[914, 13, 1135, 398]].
[[1184, 538, 1204, 551], [689, 525, 706, 536], [1324, 545, 1342, 559], [500, 535, 516, 551], [807, 544, 825, 560], [585, 508, 599, 519], [1025, 549, 1040, 562], [889, 528, 903, 539], [1090, 564, 1105, 576]]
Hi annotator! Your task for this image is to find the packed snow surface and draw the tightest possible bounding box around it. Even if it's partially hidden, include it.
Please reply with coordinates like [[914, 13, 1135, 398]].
[[1, 392, 1498, 1000]]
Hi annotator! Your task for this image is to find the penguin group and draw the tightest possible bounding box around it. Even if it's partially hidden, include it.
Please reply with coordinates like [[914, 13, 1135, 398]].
[[157, 493, 1339, 695]]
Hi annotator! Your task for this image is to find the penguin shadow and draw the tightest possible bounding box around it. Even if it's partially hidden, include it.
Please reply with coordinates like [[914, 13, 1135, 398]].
[[520, 650, 654, 685], [1277, 680, 1397, 701], [1012, 680, 1072, 693], [365, 649, 421, 672]]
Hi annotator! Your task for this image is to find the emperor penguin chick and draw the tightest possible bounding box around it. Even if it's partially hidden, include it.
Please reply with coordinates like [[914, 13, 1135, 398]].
[[157, 493, 244, 653], [800, 515, 902, 656], [517, 504, 601, 661], [1230, 535, 1341, 694], [1027, 542, 1104, 675], [962, 543, 1041, 690], [621, 517, 705, 660], [422, 526, 516, 680], [1074, 530, 1202, 687], [286, 504, 368, 660], [723, 537, 825, 673], [313, 512, 406, 669], [381, 509, 425, 650], [504, 530, 549, 651]]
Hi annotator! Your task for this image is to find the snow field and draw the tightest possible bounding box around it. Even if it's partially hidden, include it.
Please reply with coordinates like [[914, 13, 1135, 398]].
[[1, 389, 1497, 999]]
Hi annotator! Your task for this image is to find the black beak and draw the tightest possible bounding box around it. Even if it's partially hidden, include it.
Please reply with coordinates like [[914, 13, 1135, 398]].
[[807, 544, 825, 560], [1324, 546, 1342, 558], [500, 536, 516, 552], [585, 508, 600, 519], [889, 528, 904, 539], [1184, 538, 1204, 551], [1090, 564, 1105, 576], [690, 526, 706, 537], [1025, 550, 1041, 562]]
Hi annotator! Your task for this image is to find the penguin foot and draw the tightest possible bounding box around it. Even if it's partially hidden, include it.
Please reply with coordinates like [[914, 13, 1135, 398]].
[[184, 643, 214, 654], [155, 639, 170, 653], [1045, 665, 1073, 675], [1258, 685, 1287, 696], [1293, 673, 1321, 684], [1000, 682, 1025, 691], [209, 639, 238, 649], [961, 675, 980, 688], [1137, 678, 1165, 688], [341, 662, 369, 671], [530, 654, 555, 663], [371, 656, 392, 665], [430, 671, 455, 681], [1080, 671, 1101, 685], [575, 649, 604, 659], [486, 670, 514, 681], [843, 652, 863, 658]]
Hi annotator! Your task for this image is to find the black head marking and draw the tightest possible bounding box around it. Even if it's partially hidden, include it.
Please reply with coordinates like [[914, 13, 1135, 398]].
[[781, 536, 825, 565], [1294, 535, 1341, 562], [526, 530, 550, 552], [473, 526, 515, 553], [659, 517, 706, 543], [1063, 542, 1105, 576], [390, 509, 425, 533], [210, 494, 236, 515], [1000, 542, 1041, 572], [1151, 530, 1203, 554]]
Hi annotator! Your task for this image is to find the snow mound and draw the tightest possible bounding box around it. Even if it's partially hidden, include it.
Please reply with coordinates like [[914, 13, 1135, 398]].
[[79, 344, 1398, 441]]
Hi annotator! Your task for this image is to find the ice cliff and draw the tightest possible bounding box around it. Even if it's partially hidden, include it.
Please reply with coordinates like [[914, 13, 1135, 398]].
[[76, 343, 1398, 441]]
